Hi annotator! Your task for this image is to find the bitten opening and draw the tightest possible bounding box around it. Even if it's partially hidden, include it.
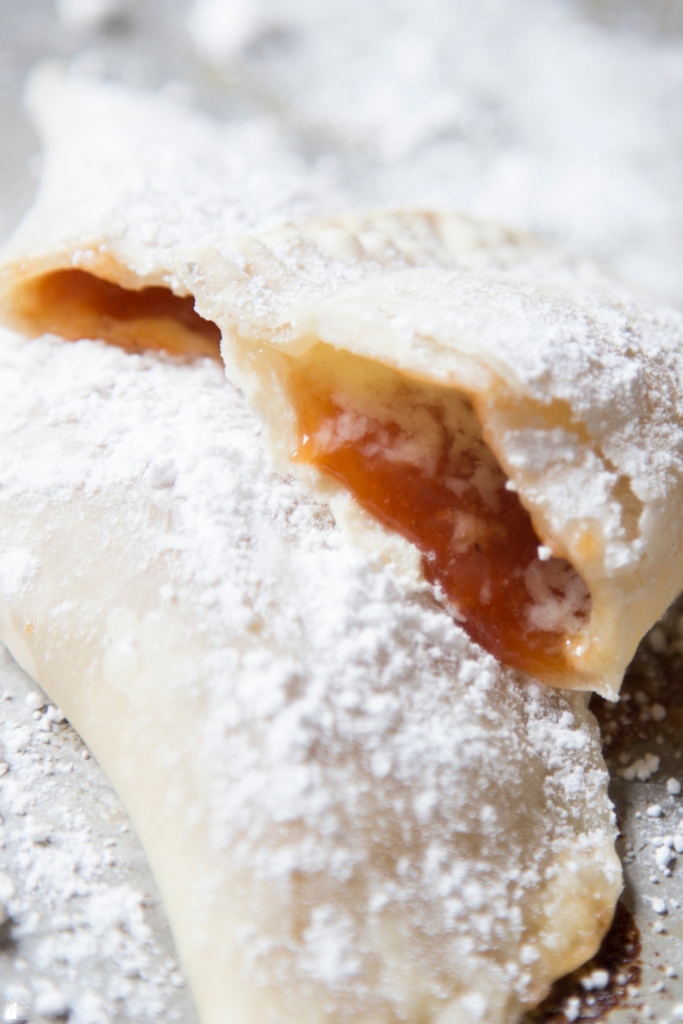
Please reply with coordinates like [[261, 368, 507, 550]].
[[288, 345, 591, 681]]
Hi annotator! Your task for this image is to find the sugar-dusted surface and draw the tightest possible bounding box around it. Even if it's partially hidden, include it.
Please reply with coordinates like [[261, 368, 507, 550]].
[[0, 329, 620, 1022], [6, 612, 683, 1024], [186, 0, 683, 307]]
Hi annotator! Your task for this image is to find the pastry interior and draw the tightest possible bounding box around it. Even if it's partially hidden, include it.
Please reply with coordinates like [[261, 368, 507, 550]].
[[8, 268, 592, 681], [12, 268, 222, 358]]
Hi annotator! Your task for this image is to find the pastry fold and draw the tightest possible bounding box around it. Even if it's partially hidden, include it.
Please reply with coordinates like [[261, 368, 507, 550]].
[[3, 66, 683, 696]]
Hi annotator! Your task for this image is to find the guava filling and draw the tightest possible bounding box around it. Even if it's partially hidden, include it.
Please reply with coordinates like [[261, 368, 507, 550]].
[[11, 268, 221, 358], [289, 349, 591, 680]]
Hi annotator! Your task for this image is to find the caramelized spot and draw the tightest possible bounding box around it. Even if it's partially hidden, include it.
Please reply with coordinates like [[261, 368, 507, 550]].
[[528, 901, 640, 1022], [13, 269, 222, 359], [291, 350, 590, 680]]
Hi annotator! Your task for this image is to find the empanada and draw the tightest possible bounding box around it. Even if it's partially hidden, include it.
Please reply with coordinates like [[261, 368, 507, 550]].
[[3, 67, 683, 698]]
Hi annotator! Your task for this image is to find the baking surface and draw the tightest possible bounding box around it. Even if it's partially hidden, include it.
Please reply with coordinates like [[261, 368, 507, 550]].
[[3, 1, 683, 1021]]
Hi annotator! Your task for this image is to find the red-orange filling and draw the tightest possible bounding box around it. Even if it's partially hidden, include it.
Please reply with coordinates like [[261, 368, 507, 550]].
[[11, 269, 222, 359], [292, 363, 590, 680]]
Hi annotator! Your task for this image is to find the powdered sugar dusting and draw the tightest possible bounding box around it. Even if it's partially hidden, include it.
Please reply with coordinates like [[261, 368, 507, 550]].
[[4, 64, 347, 284], [0, 327, 619, 1020], [188, 0, 683, 307]]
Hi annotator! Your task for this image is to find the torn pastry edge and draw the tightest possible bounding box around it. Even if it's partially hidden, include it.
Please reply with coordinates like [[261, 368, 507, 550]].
[[214, 310, 636, 700]]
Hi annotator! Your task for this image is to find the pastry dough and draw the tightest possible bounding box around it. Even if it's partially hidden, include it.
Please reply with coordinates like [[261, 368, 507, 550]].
[[3, 66, 683, 696], [0, 324, 621, 1024]]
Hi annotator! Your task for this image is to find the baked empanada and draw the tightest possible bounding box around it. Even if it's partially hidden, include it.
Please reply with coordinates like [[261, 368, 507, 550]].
[[3, 67, 683, 698], [5, 64, 682, 1023]]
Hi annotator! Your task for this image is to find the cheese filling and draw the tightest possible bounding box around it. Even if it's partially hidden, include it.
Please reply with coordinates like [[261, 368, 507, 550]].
[[9, 270, 592, 680]]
